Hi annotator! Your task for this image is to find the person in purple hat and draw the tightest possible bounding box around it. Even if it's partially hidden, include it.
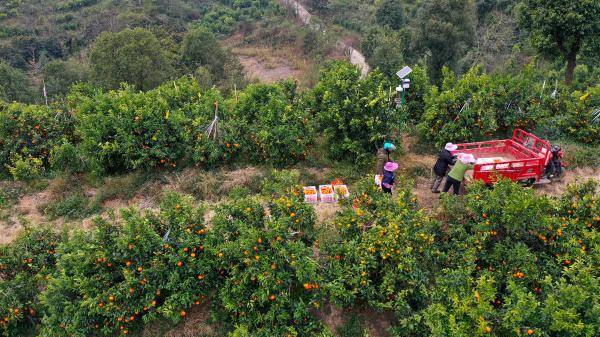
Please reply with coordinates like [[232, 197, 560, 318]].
[[381, 161, 399, 194], [431, 142, 458, 193]]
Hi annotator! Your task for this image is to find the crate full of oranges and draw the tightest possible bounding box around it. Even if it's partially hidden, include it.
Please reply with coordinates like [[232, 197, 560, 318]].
[[303, 186, 318, 203]]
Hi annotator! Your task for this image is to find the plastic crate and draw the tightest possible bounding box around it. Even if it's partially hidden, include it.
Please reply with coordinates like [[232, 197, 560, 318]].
[[303, 186, 318, 203], [319, 185, 336, 203], [333, 184, 350, 198]]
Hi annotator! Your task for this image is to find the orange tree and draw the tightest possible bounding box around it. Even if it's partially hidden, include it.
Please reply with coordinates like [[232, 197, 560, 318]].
[[0, 227, 61, 336], [205, 195, 324, 336], [322, 177, 441, 327], [69, 77, 226, 173], [226, 82, 314, 168], [39, 193, 213, 336], [417, 65, 547, 147], [0, 101, 74, 177], [414, 179, 599, 337], [310, 61, 399, 163]]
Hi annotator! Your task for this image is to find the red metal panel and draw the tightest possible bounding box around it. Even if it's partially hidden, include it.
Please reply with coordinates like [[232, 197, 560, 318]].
[[452, 129, 551, 184]]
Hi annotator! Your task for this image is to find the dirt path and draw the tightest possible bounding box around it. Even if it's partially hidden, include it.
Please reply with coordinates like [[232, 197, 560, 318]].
[[278, 0, 370, 77]]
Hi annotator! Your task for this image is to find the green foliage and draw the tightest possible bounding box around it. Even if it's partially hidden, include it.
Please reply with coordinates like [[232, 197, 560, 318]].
[[180, 26, 245, 90], [90, 28, 175, 91], [418, 65, 542, 146], [413, 0, 476, 84], [375, 0, 405, 30], [0, 62, 35, 103], [0, 226, 61, 336], [207, 195, 323, 336], [228, 82, 314, 167], [6, 154, 43, 181], [0, 102, 73, 176], [70, 77, 224, 172], [517, 0, 600, 84], [43, 59, 90, 98], [311, 61, 399, 163], [49, 140, 86, 173], [39, 193, 209, 336]]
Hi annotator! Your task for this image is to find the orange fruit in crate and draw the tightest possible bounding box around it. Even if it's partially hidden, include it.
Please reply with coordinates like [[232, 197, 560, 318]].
[[320, 186, 333, 194]]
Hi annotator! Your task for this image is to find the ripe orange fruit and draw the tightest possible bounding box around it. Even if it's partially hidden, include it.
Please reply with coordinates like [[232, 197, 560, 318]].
[[198, 274, 205, 280], [191, 253, 196, 258], [269, 294, 276, 301], [13, 309, 19, 315], [125, 261, 132, 267], [527, 329, 534, 335], [177, 261, 183, 267], [109, 296, 115, 302], [290, 212, 296, 217], [183, 247, 189, 252], [484, 326, 492, 333], [137, 267, 143, 272], [180, 310, 187, 317]]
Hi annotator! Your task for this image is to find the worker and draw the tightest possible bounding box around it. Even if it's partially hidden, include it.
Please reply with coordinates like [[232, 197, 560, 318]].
[[442, 153, 475, 195], [381, 161, 399, 194], [431, 143, 458, 193], [375, 142, 396, 176]]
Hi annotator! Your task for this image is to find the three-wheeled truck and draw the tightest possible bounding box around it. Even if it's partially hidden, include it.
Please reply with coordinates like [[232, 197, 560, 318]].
[[451, 129, 565, 186]]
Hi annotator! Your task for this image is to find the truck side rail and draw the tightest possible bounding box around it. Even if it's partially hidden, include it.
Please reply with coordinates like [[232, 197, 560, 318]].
[[473, 157, 544, 181], [512, 129, 553, 164]]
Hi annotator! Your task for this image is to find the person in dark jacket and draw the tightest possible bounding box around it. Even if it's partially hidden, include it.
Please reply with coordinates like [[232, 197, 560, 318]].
[[375, 142, 396, 176], [381, 162, 399, 194], [431, 143, 458, 193]]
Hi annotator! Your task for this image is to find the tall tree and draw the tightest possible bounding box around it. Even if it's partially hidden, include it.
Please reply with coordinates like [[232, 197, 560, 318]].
[[0, 62, 35, 103], [375, 0, 405, 30], [180, 27, 227, 79], [517, 0, 600, 85], [413, 0, 476, 84], [90, 28, 174, 91]]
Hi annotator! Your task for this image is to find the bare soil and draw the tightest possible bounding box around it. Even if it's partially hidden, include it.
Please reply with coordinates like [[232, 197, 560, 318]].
[[239, 55, 300, 83]]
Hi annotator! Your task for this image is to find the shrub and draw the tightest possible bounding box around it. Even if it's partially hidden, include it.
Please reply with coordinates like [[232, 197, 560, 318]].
[[228, 83, 314, 167], [70, 77, 225, 172], [0, 101, 73, 176], [6, 154, 43, 181], [39, 193, 211, 336], [311, 61, 399, 163], [0, 227, 61, 336], [49, 140, 87, 173], [207, 198, 323, 336]]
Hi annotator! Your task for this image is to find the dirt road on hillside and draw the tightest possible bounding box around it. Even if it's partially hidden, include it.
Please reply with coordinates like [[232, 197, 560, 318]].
[[278, 0, 370, 77]]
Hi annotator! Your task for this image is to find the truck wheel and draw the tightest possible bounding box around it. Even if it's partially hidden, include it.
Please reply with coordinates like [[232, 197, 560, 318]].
[[519, 178, 535, 187]]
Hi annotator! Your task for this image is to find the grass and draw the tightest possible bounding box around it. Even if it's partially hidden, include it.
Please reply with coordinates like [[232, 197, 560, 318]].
[[337, 314, 367, 337], [43, 192, 98, 220], [560, 141, 600, 169], [94, 171, 153, 204]]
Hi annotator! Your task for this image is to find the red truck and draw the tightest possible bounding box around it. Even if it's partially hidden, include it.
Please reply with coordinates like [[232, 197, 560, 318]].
[[451, 129, 564, 186]]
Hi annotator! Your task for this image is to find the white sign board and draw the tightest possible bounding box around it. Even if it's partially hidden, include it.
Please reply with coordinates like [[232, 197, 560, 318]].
[[396, 66, 413, 79]]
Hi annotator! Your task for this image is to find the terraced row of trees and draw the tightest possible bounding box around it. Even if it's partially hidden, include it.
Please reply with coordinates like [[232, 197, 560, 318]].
[[1, 175, 598, 336]]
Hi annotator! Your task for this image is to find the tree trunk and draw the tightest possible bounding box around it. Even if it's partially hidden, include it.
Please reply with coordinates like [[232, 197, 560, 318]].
[[565, 53, 576, 85], [565, 43, 579, 85]]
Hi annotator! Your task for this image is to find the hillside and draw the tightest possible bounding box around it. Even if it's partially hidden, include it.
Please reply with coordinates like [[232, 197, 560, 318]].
[[0, 1, 599, 337]]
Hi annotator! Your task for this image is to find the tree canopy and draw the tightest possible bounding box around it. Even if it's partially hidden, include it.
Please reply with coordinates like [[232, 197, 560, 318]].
[[517, 0, 600, 84], [90, 28, 174, 91], [413, 0, 476, 84]]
